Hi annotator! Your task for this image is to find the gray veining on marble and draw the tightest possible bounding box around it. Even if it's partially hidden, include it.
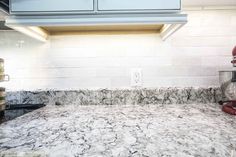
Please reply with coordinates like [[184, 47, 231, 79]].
[[6, 87, 222, 106], [0, 103, 236, 157]]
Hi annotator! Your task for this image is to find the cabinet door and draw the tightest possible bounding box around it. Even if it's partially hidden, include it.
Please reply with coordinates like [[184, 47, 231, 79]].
[[98, 0, 180, 11], [11, 0, 94, 13]]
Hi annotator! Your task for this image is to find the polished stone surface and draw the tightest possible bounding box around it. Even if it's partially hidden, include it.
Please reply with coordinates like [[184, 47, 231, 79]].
[[6, 87, 222, 106], [0, 109, 36, 125], [0, 103, 236, 157]]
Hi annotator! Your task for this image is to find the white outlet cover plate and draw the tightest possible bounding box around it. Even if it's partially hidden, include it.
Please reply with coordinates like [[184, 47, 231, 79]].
[[131, 68, 142, 87]]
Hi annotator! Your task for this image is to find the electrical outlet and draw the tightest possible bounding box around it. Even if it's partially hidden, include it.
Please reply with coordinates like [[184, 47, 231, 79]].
[[131, 68, 142, 87]]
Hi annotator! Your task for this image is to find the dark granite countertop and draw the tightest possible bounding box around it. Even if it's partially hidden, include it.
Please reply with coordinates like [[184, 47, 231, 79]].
[[0, 109, 34, 124]]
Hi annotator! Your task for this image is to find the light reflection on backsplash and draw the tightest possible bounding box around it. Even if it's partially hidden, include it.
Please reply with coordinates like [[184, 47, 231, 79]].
[[0, 10, 236, 90]]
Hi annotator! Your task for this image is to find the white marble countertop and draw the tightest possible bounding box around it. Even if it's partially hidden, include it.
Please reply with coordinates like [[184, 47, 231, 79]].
[[0, 104, 236, 157]]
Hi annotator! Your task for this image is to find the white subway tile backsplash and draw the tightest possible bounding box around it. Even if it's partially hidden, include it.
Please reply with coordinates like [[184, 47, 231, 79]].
[[110, 76, 130, 88], [143, 76, 219, 87], [172, 36, 232, 47], [201, 56, 232, 67], [0, 10, 236, 90], [175, 47, 232, 56], [142, 66, 218, 77], [231, 16, 236, 26], [17, 77, 111, 90], [173, 76, 219, 87], [176, 27, 236, 37], [231, 37, 236, 47], [1, 79, 22, 91], [201, 11, 232, 27], [171, 56, 202, 66], [95, 67, 128, 77], [10, 68, 97, 79], [184, 14, 203, 27]]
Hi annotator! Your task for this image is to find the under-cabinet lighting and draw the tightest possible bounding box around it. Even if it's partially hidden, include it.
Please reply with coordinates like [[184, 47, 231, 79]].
[[8, 26, 48, 42], [160, 24, 184, 41]]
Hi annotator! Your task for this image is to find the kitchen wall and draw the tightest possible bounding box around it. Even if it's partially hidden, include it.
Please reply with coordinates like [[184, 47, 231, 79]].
[[0, 9, 236, 90]]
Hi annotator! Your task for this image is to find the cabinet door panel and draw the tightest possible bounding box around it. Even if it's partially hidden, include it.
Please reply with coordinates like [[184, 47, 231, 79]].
[[98, 0, 180, 11], [11, 0, 94, 12]]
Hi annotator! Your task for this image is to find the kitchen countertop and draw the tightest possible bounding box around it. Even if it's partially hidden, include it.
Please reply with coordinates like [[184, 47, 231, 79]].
[[0, 109, 35, 124], [0, 103, 236, 157]]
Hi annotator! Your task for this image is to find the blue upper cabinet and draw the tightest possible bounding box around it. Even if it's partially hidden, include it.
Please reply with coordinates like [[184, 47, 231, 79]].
[[98, 0, 181, 12], [7, 0, 186, 41], [10, 0, 94, 14], [10, 0, 181, 15]]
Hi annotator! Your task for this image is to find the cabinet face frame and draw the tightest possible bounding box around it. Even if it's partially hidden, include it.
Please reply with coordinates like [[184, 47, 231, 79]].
[[9, 0, 96, 15], [97, 0, 181, 12], [9, 0, 181, 15], [7, 0, 186, 42]]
